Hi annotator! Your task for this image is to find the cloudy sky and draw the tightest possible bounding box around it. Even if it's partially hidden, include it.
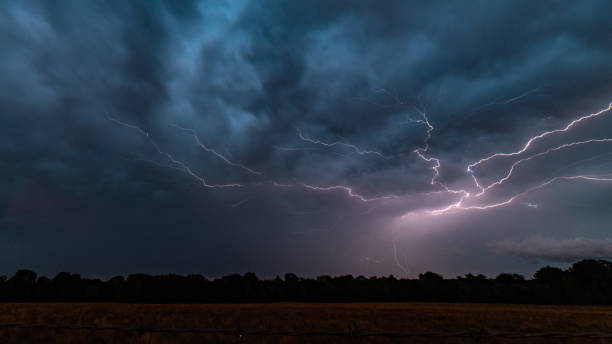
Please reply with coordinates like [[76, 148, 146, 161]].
[[2, 1, 612, 278]]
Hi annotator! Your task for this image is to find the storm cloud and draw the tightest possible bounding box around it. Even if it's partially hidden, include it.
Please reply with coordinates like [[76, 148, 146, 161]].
[[2, 1, 612, 278]]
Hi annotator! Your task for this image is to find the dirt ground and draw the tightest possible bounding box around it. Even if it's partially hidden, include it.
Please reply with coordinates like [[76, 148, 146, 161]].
[[0, 302, 611, 343]]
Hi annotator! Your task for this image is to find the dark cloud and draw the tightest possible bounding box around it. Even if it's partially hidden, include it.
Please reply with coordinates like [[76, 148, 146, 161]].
[[488, 237, 612, 263], [1, 1, 612, 277]]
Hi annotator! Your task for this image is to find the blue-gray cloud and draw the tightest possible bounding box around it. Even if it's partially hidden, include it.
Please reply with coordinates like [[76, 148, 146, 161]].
[[1, 0, 612, 277], [489, 237, 612, 263]]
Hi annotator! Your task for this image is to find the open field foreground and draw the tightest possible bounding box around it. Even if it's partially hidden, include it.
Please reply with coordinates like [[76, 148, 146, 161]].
[[0, 302, 611, 343]]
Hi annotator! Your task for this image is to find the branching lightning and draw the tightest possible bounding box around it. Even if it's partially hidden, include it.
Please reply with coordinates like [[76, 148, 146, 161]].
[[107, 116, 242, 188], [411, 109, 441, 186], [270, 181, 395, 202], [274, 145, 353, 158], [108, 96, 612, 217], [108, 116, 393, 201], [296, 127, 393, 159], [467, 102, 612, 174], [106, 115, 150, 137], [106, 88, 612, 283], [475, 138, 612, 196], [430, 175, 612, 215], [411, 109, 471, 199], [169, 124, 262, 175], [299, 183, 396, 202], [418, 101, 612, 215]]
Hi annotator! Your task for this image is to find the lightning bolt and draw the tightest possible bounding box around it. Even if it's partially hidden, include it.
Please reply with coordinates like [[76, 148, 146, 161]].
[[108, 95, 612, 215], [106, 115, 149, 137], [296, 127, 393, 159], [430, 175, 612, 215], [274, 146, 353, 158], [411, 109, 441, 186], [411, 109, 471, 199], [231, 198, 249, 208], [271, 182, 395, 202], [106, 119, 393, 202], [467, 102, 612, 175], [169, 124, 262, 175], [392, 241, 410, 277], [404, 101, 612, 216], [126, 157, 187, 172], [352, 87, 409, 109], [107, 116, 242, 188], [468, 87, 540, 114], [300, 183, 395, 202], [476, 138, 612, 196]]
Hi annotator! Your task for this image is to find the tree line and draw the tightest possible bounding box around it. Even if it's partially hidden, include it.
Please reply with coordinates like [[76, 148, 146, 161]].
[[0, 259, 611, 304]]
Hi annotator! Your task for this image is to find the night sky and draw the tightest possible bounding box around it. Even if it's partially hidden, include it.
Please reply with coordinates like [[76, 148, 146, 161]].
[[2, 1, 612, 278]]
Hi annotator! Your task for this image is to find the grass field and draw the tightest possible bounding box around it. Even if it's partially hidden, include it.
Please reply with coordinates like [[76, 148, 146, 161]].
[[0, 302, 611, 343]]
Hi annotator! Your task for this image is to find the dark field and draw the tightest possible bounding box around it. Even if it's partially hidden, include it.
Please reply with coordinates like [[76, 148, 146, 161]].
[[1, 303, 612, 343]]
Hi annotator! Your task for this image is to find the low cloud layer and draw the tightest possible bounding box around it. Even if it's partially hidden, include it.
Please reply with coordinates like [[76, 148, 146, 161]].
[[489, 237, 612, 263]]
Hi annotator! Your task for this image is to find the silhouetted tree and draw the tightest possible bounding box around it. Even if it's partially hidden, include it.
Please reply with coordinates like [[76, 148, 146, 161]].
[[419, 272, 443, 281], [7, 270, 37, 300], [533, 266, 565, 284], [495, 273, 525, 283], [1, 259, 611, 304]]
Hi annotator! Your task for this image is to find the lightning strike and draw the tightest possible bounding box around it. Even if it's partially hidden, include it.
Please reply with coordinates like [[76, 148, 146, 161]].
[[469, 87, 540, 114], [296, 127, 393, 159], [299, 183, 396, 202], [169, 124, 262, 175], [274, 146, 353, 158], [107, 116, 242, 188], [128, 157, 186, 172], [392, 241, 410, 276], [476, 138, 612, 196], [411, 110, 441, 185], [231, 198, 249, 208], [406, 100, 612, 216], [467, 102, 612, 173], [109, 96, 612, 215], [268, 181, 393, 202], [429, 175, 612, 216], [410, 109, 470, 198], [106, 115, 149, 137]]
